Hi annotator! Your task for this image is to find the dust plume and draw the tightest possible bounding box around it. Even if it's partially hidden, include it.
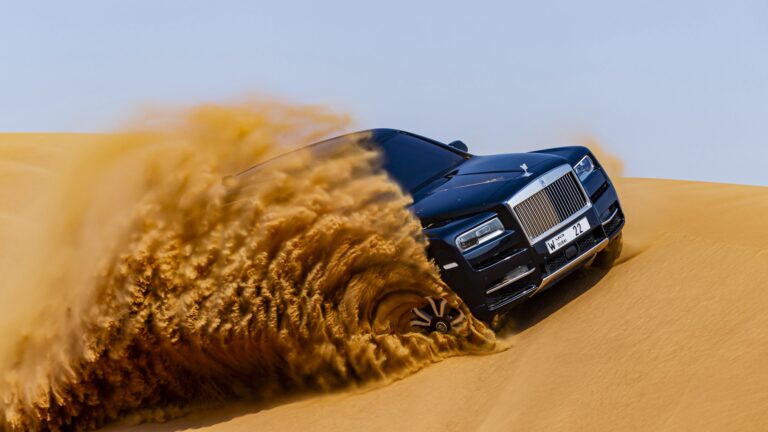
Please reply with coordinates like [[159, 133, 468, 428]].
[[0, 101, 495, 431], [578, 135, 672, 266], [578, 136, 624, 180]]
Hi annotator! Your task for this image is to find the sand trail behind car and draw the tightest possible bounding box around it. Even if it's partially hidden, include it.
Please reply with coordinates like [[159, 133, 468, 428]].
[[111, 178, 768, 432]]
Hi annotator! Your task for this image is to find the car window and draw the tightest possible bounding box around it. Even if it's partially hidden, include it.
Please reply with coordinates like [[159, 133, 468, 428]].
[[377, 133, 466, 193]]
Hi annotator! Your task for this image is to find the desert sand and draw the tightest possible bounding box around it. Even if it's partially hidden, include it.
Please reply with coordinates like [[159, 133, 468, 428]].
[[1, 131, 767, 431], [108, 177, 768, 432]]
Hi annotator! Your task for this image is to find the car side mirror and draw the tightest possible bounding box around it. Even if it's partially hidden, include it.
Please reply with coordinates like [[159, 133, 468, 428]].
[[448, 140, 468, 152]]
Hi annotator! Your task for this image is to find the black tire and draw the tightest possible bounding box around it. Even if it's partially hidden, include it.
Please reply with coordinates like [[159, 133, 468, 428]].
[[593, 232, 623, 268]]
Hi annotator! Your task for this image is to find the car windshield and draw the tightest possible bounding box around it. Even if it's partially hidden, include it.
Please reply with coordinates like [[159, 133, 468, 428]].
[[236, 130, 467, 194], [376, 133, 467, 193]]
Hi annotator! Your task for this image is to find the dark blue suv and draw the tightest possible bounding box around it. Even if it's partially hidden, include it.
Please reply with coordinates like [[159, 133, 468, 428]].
[[359, 129, 624, 332]]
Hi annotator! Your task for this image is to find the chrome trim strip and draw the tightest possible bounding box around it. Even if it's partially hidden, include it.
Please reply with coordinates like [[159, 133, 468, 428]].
[[488, 284, 538, 312], [601, 208, 619, 226], [474, 248, 527, 272], [531, 237, 609, 296], [486, 267, 536, 294], [505, 164, 593, 245]]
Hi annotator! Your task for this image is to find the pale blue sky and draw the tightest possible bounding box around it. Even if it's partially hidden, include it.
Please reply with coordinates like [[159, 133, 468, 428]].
[[1, 1, 767, 185]]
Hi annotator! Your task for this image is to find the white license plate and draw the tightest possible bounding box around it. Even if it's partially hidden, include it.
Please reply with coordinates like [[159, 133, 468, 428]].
[[545, 217, 590, 254]]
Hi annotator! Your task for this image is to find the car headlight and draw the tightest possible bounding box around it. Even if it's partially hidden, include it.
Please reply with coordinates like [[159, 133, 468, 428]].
[[573, 155, 595, 181], [456, 217, 504, 252]]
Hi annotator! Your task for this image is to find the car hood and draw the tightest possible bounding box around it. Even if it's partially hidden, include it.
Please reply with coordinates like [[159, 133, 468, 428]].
[[412, 152, 569, 224]]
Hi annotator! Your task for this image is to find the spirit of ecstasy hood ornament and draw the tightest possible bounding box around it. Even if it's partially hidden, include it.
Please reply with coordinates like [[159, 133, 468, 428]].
[[520, 163, 532, 177]]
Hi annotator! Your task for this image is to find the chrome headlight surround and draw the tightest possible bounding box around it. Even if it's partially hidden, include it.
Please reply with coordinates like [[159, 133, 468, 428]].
[[455, 217, 504, 252], [573, 155, 595, 182]]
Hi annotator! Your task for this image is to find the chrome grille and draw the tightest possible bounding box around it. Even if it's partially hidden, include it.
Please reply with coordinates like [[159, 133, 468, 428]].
[[513, 171, 588, 241]]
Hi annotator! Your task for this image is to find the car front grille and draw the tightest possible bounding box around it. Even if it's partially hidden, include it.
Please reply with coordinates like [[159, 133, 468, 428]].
[[513, 171, 588, 241]]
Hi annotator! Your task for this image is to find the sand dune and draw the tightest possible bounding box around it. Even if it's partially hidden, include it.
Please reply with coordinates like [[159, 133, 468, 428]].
[[110, 178, 768, 432], [1, 129, 766, 431]]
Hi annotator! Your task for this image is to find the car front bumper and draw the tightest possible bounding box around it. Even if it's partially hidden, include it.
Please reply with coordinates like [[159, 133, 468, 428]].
[[425, 168, 624, 322]]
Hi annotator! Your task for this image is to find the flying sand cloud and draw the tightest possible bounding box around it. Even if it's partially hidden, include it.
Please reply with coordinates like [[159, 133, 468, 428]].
[[0, 101, 495, 431]]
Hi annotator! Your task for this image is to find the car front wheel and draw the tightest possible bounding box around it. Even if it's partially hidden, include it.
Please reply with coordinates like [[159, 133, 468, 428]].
[[410, 297, 466, 334]]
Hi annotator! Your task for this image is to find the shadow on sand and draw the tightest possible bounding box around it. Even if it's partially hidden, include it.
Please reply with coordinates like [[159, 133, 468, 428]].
[[104, 398, 286, 432], [501, 265, 612, 334]]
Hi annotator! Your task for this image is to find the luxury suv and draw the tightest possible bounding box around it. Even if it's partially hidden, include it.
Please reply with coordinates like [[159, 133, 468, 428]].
[[243, 129, 625, 333]]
